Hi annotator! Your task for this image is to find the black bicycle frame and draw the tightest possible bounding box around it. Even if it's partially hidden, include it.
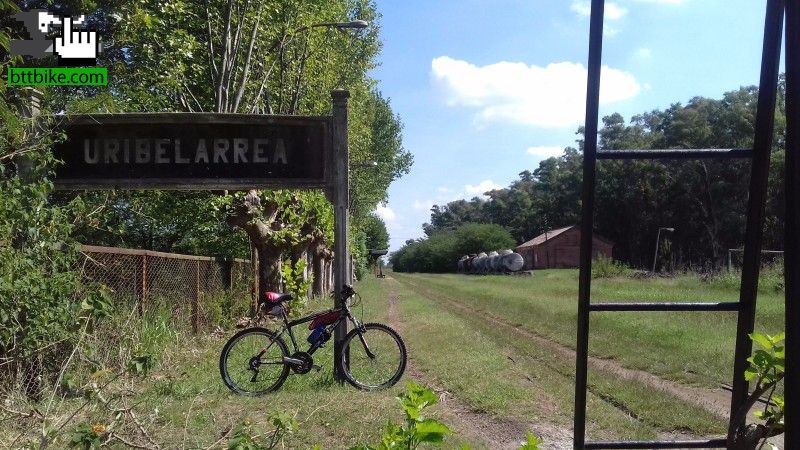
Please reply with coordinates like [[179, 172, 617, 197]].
[[272, 302, 361, 356]]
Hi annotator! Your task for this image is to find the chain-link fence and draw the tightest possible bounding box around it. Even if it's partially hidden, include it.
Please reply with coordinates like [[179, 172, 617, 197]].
[[76, 245, 253, 333]]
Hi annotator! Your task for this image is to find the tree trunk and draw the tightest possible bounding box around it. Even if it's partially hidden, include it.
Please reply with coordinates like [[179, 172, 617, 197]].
[[256, 243, 282, 295], [312, 253, 324, 297]]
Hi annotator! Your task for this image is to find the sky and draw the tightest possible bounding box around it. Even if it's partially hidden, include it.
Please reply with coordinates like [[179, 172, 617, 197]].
[[367, 0, 776, 252]]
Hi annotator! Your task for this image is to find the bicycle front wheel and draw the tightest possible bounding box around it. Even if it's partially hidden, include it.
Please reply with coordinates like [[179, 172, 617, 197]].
[[340, 323, 407, 390], [219, 327, 290, 396]]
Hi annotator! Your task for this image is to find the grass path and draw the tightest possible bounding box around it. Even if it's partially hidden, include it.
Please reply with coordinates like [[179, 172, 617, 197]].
[[395, 274, 731, 420], [385, 274, 728, 444], [384, 279, 572, 449]]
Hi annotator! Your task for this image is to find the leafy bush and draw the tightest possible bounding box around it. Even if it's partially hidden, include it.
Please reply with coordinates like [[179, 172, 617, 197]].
[[729, 332, 785, 449], [282, 259, 312, 316], [591, 255, 633, 278], [0, 96, 110, 396], [705, 260, 784, 293], [352, 382, 542, 450], [391, 223, 516, 273]]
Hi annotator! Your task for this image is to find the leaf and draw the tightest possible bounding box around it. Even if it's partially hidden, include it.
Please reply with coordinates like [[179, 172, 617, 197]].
[[414, 418, 450, 443], [519, 432, 543, 450], [750, 332, 772, 350]]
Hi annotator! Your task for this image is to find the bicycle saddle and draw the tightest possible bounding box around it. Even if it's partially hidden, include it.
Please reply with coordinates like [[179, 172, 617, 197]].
[[264, 292, 293, 303]]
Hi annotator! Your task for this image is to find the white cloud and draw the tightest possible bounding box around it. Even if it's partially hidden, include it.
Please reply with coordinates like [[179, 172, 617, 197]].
[[527, 146, 565, 158], [464, 180, 503, 197], [412, 200, 434, 211], [375, 203, 396, 222], [571, 1, 627, 19], [570, 1, 591, 16], [431, 56, 640, 128], [635, 48, 653, 59]]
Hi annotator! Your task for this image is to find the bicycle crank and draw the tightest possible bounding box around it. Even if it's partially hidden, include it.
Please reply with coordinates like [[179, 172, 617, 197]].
[[285, 352, 319, 374]]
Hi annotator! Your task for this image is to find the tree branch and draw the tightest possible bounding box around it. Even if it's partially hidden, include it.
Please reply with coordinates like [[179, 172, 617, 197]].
[[231, 0, 263, 112]]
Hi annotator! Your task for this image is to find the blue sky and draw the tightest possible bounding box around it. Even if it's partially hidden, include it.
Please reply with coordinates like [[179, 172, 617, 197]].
[[368, 0, 774, 251]]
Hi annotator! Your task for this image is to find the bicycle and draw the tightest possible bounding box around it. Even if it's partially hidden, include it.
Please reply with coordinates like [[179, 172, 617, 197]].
[[219, 285, 407, 395]]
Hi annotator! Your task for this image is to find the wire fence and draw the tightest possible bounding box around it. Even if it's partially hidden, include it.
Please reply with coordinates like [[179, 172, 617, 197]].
[[75, 245, 253, 333]]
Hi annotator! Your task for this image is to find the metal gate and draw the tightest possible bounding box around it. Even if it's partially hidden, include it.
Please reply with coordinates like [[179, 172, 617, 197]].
[[572, 0, 798, 448]]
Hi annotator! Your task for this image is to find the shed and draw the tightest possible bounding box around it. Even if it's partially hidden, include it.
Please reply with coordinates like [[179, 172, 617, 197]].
[[515, 225, 613, 269]]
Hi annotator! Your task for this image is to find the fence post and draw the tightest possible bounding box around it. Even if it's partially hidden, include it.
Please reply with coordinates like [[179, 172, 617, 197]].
[[221, 258, 233, 291], [192, 260, 200, 334], [138, 254, 147, 316]]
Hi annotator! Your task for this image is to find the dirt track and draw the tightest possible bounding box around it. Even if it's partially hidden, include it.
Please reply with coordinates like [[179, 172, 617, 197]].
[[386, 278, 573, 449]]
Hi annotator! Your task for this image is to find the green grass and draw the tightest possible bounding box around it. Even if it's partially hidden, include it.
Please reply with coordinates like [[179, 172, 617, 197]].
[[392, 270, 785, 388], [389, 276, 725, 441], [4, 270, 763, 448]]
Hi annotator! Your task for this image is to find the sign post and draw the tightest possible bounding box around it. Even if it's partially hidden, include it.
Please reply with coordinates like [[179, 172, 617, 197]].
[[330, 90, 351, 380]]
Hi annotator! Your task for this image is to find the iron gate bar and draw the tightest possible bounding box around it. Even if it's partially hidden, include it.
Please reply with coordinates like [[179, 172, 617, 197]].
[[589, 302, 741, 312], [573, 0, 784, 448], [727, 0, 784, 442], [584, 439, 727, 449], [596, 148, 753, 160], [573, 0, 604, 447], [782, 0, 799, 447]]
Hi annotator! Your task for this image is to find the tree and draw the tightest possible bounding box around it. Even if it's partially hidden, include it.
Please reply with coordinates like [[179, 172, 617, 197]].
[[390, 223, 515, 273], [42, 0, 411, 296], [415, 83, 786, 269]]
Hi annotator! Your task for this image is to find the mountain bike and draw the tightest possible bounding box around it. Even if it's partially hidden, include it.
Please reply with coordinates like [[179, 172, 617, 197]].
[[219, 285, 406, 395]]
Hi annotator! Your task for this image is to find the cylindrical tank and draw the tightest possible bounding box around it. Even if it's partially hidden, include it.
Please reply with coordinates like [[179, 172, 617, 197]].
[[487, 251, 500, 273], [474, 252, 488, 273], [501, 251, 525, 272]]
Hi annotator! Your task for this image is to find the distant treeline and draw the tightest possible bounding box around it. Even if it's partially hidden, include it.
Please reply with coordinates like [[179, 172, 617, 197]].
[[393, 80, 787, 272], [390, 223, 516, 273]]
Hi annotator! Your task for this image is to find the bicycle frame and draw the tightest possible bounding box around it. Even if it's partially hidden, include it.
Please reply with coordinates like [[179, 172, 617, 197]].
[[268, 298, 364, 357]]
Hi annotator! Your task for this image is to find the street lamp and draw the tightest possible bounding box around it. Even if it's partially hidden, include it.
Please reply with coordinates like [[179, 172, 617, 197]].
[[652, 227, 675, 273]]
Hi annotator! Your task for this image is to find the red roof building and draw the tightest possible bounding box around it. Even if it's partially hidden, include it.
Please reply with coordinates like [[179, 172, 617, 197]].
[[514, 225, 613, 269]]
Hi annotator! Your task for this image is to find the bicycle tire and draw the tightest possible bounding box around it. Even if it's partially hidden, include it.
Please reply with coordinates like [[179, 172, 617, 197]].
[[339, 323, 407, 390], [219, 327, 290, 396]]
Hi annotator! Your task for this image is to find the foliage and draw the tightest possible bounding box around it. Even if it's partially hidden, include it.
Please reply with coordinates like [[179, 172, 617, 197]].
[[0, 91, 110, 395], [518, 432, 543, 450], [391, 223, 516, 273], [352, 381, 543, 450], [282, 258, 312, 315], [227, 413, 298, 450], [591, 255, 633, 279], [729, 332, 785, 449], [419, 83, 787, 270], [707, 260, 784, 293], [351, 381, 451, 450], [68, 423, 105, 450]]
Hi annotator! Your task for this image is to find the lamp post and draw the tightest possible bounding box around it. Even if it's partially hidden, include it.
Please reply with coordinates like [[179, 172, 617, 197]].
[[652, 227, 675, 273]]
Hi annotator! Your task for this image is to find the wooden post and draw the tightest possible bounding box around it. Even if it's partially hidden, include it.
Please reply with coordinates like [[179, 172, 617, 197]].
[[251, 243, 259, 316], [221, 258, 233, 291], [138, 254, 147, 316], [331, 90, 351, 381], [192, 260, 200, 334]]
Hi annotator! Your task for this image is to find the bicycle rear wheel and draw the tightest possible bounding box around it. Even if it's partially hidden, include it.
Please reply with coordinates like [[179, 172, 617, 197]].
[[339, 323, 406, 390], [219, 327, 290, 396]]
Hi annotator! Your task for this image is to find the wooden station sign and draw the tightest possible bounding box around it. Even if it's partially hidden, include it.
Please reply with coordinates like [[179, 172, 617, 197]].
[[52, 113, 332, 190]]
